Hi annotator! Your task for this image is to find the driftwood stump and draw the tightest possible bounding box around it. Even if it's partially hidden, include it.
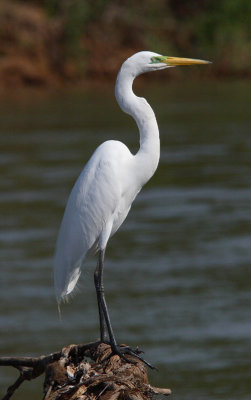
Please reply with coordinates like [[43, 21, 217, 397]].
[[0, 342, 171, 400]]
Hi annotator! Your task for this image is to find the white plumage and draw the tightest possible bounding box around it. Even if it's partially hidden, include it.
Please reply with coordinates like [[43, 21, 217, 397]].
[[54, 140, 139, 300], [53, 52, 210, 363], [54, 52, 163, 302]]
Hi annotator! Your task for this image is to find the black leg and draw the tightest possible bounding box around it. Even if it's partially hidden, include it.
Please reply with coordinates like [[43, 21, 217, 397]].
[[94, 249, 155, 369], [94, 249, 116, 344], [94, 251, 107, 342]]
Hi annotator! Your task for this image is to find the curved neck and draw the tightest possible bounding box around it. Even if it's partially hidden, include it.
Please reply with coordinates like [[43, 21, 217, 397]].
[[115, 66, 160, 185]]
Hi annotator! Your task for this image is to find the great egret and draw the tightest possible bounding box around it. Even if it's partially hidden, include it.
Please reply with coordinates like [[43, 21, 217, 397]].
[[54, 51, 210, 365]]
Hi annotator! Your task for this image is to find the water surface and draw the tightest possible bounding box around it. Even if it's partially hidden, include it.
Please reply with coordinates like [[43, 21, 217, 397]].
[[0, 80, 250, 399]]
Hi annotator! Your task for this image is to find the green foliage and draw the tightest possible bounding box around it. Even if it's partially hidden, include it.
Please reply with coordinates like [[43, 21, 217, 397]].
[[12, 0, 251, 76], [190, 0, 251, 71]]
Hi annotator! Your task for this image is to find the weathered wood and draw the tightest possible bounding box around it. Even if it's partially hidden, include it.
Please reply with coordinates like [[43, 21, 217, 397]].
[[0, 342, 171, 399]]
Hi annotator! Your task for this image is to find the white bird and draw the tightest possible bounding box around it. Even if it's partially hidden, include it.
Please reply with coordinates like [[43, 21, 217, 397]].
[[54, 51, 210, 365]]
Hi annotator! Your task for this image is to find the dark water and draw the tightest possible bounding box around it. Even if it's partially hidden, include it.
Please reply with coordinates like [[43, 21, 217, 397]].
[[0, 81, 250, 399]]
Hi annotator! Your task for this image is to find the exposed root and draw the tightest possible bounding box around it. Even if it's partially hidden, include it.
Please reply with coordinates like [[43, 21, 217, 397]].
[[0, 341, 171, 399]]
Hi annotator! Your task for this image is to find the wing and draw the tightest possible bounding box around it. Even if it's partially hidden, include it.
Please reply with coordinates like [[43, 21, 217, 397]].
[[53, 140, 133, 302]]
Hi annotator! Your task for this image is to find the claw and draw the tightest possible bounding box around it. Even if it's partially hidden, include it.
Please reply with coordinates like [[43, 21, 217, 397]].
[[123, 347, 156, 370], [102, 344, 156, 370]]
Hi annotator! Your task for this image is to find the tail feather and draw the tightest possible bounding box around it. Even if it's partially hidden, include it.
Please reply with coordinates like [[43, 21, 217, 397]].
[[54, 258, 82, 303]]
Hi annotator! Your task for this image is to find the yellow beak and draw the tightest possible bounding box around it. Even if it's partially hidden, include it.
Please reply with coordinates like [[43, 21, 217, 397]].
[[163, 56, 211, 66]]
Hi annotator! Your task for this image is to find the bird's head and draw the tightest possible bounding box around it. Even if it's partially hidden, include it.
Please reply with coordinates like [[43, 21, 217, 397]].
[[122, 51, 211, 77]]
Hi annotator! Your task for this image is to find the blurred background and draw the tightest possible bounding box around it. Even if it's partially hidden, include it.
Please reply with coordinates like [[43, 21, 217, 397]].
[[0, 0, 250, 86], [0, 1, 251, 399]]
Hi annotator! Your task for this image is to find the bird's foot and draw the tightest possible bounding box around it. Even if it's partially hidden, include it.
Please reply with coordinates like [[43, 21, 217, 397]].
[[104, 343, 156, 370]]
